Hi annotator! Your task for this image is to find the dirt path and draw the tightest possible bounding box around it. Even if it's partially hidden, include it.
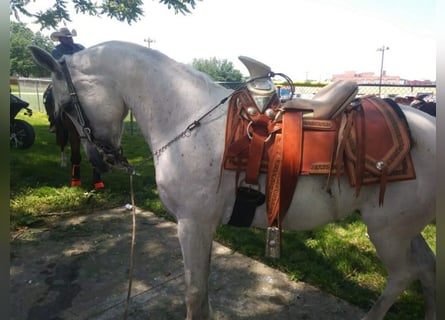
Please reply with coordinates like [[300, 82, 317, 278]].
[[10, 208, 366, 319]]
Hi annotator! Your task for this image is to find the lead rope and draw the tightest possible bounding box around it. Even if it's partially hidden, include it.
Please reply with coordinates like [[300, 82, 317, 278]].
[[123, 174, 137, 320]]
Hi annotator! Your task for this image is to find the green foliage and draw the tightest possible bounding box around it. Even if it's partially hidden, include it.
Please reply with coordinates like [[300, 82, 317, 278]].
[[100, 0, 144, 24], [10, 21, 54, 77], [10, 111, 157, 228], [192, 57, 244, 82], [10, 0, 201, 30], [158, 0, 198, 14]]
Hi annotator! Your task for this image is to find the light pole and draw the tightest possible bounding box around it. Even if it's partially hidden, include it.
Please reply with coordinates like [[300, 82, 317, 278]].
[[144, 37, 156, 48], [377, 45, 389, 97]]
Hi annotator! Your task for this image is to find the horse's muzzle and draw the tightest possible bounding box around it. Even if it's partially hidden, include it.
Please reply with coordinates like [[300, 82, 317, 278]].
[[85, 142, 131, 173]]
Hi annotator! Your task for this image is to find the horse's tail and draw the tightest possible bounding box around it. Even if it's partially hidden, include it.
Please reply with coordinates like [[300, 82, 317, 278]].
[[419, 102, 436, 117]]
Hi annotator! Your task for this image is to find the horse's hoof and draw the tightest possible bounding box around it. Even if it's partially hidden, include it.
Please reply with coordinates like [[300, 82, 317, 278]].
[[71, 179, 82, 187], [94, 181, 105, 189]]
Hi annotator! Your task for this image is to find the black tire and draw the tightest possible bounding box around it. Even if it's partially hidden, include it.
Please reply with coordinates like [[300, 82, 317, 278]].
[[10, 119, 35, 149]]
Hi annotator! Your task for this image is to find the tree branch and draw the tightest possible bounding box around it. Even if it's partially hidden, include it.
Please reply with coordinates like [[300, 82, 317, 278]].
[[10, 0, 200, 30]]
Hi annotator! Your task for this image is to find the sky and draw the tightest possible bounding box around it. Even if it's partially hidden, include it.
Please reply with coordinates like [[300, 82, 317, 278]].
[[18, 0, 436, 81]]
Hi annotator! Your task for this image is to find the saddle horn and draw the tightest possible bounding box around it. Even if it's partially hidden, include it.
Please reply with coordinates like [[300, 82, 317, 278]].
[[238, 56, 272, 79]]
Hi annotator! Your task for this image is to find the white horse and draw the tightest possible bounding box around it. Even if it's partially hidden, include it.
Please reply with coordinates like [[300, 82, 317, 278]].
[[29, 41, 436, 320]]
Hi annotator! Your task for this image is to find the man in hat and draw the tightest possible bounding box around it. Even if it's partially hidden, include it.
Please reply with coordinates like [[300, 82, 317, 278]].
[[44, 27, 85, 132], [50, 27, 85, 60]]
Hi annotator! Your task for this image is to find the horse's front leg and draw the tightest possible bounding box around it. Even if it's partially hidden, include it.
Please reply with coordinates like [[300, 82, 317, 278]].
[[60, 149, 67, 167], [92, 167, 105, 189], [177, 218, 216, 320], [69, 140, 81, 187], [69, 129, 82, 187]]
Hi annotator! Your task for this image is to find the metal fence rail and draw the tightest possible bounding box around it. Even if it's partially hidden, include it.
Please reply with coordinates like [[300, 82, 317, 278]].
[[292, 83, 436, 99], [13, 77, 52, 112], [219, 82, 436, 99], [13, 78, 436, 111]]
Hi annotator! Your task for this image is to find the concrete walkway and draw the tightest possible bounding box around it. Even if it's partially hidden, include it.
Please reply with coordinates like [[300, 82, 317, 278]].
[[10, 207, 365, 319]]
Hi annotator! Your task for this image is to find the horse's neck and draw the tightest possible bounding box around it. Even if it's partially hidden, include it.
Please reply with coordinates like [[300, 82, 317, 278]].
[[112, 52, 231, 150]]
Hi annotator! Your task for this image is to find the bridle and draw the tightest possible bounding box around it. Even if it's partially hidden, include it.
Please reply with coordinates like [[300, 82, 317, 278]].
[[59, 58, 132, 172]]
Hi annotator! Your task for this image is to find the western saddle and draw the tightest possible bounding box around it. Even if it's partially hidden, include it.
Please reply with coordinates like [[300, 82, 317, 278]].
[[222, 57, 415, 258]]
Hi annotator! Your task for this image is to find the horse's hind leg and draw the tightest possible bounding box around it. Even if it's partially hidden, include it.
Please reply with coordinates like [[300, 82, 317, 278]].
[[92, 168, 105, 189], [177, 218, 216, 320], [362, 231, 424, 320], [55, 123, 69, 168], [411, 233, 436, 320], [60, 149, 67, 167], [69, 126, 82, 187]]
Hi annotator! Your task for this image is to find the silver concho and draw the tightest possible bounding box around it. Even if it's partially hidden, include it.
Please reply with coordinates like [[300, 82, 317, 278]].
[[376, 161, 386, 170], [264, 108, 275, 119], [247, 107, 258, 116]]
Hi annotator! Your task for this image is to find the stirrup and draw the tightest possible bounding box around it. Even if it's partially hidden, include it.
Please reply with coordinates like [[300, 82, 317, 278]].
[[265, 226, 281, 258]]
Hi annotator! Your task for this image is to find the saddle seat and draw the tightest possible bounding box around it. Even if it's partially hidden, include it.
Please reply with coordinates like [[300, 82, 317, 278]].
[[282, 80, 358, 119]]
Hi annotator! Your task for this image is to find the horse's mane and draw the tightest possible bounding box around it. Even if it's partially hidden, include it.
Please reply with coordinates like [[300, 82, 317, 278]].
[[85, 41, 226, 92]]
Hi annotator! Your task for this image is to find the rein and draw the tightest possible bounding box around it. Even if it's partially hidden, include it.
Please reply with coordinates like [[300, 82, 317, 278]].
[[60, 59, 130, 172], [150, 72, 293, 161], [60, 59, 92, 142]]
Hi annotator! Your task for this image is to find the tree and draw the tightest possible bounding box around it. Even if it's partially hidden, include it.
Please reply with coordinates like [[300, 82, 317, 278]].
[[10, 22, 54, 77], [10, 0, 200, 30], [192, 57, 244, 82]]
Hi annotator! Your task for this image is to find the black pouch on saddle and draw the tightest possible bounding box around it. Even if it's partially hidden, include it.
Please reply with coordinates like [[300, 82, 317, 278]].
[[228, 187, 265, 227]]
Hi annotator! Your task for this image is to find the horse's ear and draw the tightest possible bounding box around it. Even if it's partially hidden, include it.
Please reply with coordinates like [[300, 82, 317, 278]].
[[28, 45, 63, 76]]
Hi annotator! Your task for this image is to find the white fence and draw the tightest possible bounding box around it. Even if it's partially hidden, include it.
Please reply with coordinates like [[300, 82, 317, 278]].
[[12, 77, 52, 112]]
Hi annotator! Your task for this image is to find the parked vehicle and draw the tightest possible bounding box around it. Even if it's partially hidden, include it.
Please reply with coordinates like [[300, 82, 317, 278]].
[[10, 93, 35, 149]]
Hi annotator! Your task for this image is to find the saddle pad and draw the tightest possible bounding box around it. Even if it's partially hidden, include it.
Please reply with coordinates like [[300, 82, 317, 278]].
[[345, 96, 416, 185]]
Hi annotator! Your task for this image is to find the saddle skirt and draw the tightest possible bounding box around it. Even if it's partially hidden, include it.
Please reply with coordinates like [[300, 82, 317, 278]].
[[344, 95, 415, 189]]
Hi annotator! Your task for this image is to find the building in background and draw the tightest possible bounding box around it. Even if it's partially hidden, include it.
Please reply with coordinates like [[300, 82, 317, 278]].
[[331, 71, 434, 85]]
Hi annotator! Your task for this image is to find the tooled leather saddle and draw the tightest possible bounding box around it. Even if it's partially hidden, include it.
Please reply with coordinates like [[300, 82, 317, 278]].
[[222, 69, 415, 257]]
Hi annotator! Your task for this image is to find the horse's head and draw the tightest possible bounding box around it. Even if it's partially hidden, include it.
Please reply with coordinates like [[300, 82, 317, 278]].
[[28, 45, 130, 173]]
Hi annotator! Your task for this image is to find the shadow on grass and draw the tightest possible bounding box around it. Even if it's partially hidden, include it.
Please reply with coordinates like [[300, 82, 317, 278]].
[[216, 214, 427, 320]]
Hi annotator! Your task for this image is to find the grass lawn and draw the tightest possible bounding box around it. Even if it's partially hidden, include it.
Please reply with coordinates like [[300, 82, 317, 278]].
[[10, 110, 435, 320]]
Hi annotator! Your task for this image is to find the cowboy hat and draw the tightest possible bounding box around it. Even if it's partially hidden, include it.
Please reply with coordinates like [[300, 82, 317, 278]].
[[50, 28, 77, 41]]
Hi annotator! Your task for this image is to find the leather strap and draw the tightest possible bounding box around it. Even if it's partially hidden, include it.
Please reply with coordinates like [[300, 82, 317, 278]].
[[353, 103, 366, 197], [266, 110, 303, 226], [335, 105, 356, 191], [379, 166, 388, 206], [280, 110, 303, 218], [246, 130, 266, 184], [266, 133, 282, 226]]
